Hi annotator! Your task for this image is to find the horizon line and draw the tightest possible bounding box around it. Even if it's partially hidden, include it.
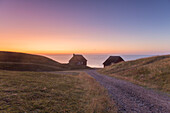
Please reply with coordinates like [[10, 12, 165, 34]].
[[0, 50, 169, 56]]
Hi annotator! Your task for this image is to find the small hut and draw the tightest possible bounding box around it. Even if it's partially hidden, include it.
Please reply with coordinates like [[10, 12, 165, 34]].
[[69, 54, 87, 66], [103, 56, 124, 67]]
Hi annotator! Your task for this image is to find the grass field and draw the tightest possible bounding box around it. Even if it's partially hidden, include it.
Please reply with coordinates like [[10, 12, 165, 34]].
[[0, 70, 116, 112], [99, 55, 170, 93]]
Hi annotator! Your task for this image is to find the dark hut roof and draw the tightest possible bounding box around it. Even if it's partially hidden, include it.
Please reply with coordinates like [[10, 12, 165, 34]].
[[103, 56, 124, 65], [69, 54, 87, 62]]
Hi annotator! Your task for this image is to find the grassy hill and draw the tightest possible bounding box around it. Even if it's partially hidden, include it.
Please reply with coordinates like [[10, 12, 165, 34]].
[[0, 51, 65, 71], [0, 51, 61, 66], [0, 70, 116, 112], [0, 51, 89, 71], [99, 55, 170, 93]]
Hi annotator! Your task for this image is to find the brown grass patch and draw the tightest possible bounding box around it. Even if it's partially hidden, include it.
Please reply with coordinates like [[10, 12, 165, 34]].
[[0, 70, 117, 112], [78, 72, 117, 113]]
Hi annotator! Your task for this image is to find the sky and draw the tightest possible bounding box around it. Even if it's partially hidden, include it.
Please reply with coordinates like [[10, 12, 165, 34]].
[[0, 0, 170, 55]]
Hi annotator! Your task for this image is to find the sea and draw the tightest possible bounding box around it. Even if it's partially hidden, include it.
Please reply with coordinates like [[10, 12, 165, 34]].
[[44, 54, 154, 68]]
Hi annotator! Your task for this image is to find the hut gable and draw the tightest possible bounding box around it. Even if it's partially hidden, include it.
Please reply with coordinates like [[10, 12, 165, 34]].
[[103, 56, 124, 67], [69, 54, 87, 66]]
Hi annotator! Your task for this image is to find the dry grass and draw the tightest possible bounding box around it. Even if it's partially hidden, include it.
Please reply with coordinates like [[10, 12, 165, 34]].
[[0, 70, 116, 112], [99, 55, 170, 93], [78, 72, 117, 113]]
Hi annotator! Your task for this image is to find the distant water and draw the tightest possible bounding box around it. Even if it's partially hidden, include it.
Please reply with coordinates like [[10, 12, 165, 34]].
[[44, 54, 154, 68]]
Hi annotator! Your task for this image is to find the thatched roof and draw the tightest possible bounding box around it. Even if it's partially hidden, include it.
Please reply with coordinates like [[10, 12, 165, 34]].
[[103, 56, 124, 65], [69, 54, 87, 62]]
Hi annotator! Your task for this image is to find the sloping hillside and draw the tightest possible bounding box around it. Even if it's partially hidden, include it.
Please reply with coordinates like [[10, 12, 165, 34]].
[[0, 51, 90, 71], [100, 55, 170, 93], [0, 51, 65, 71], [0, 51, 61, 66]]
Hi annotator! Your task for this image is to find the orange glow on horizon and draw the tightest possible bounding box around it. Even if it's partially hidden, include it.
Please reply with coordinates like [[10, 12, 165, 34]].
[[1, 49, 167, 55]]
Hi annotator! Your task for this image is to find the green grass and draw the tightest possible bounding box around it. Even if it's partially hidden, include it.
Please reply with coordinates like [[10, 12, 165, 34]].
[[99, 55, 170, 93], [0, 70, 116, 112]]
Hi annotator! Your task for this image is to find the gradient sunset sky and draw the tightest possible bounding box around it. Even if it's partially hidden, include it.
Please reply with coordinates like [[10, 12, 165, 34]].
[[0, 0, 170, 54]]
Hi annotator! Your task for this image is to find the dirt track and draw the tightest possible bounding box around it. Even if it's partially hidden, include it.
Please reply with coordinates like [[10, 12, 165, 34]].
[[86, 70, 170, 113]]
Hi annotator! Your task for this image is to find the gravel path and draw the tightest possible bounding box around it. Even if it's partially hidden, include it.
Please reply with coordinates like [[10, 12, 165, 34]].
[[86, 70, 170, 113]]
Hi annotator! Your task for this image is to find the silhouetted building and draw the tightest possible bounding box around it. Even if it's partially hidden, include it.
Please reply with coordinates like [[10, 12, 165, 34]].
[[69, 54, 87, 66], [103, 56, 124, 67]]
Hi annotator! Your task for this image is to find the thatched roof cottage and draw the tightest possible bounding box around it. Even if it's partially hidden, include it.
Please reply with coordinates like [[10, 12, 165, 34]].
[[69, 54, 87, 66], [103, 56, 124, 67]]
